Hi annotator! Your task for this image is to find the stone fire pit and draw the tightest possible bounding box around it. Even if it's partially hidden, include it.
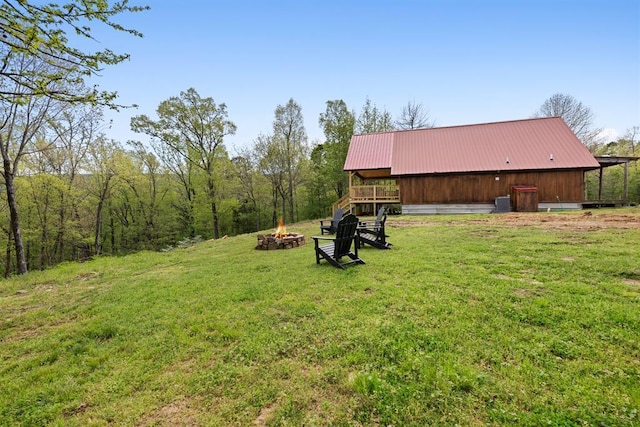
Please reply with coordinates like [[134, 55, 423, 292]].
[[256, 232, 305, 250]]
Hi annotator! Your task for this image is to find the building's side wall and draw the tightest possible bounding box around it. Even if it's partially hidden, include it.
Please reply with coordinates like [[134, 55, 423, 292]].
[[399, 169, 586, 204]]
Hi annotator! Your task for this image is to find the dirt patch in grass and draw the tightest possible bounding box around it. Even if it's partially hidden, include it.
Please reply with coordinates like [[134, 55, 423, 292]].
[[141, 398, 201, 426], [34, 280, 59, 290], [513, 288, 545, 298], [499, 212, 640, 230], [390, 210, 640, 231], [63, 402, 89, 417], [254, 403, 278, 426], [75, 272, 101, 281]]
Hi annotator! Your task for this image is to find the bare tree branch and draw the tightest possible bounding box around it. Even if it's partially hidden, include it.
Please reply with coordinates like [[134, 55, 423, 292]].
[[395, 100, 434, 130], [533, 93, 602, 149]]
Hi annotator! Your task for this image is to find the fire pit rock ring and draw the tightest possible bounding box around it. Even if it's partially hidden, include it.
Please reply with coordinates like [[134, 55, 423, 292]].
[[256, 233, 305, 250]]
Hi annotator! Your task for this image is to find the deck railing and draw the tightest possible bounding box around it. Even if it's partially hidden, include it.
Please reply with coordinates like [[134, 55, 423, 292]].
[[333, 184, 400, 213], [350, 184, 400, 201]]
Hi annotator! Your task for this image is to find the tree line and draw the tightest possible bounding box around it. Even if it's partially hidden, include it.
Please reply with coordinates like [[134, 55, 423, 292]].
[[0, 70, 429, 276]]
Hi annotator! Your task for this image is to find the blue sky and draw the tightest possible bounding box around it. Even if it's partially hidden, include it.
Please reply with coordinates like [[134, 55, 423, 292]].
[[95, 0, 640, 150]]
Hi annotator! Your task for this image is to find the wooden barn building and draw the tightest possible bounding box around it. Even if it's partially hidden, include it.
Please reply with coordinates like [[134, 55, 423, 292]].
[[339, 117, 603, 214]]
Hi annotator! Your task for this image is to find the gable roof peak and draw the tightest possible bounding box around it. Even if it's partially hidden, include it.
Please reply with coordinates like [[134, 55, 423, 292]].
[[354, 116, 565, 137]]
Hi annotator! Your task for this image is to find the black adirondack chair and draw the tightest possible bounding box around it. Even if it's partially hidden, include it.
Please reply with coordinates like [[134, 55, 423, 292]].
[[358, 207, 385, 229], [358, 209, 392, 249], [313, 214, 365, 269], [320, 207, 343, 235]]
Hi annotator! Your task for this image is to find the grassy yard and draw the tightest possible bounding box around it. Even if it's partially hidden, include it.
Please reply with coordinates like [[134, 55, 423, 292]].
[[1, 209, 639, 426]]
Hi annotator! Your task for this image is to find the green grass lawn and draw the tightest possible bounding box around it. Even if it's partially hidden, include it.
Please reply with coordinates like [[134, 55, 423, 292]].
[[1, 209, 639, 426]]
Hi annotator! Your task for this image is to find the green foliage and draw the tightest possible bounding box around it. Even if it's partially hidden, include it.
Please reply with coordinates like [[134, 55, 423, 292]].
[[0, 210, 638, 425], [131, 88, 237, 239], [356, 97, 395, 134], [586, 131, 640, 204], [271, 98, 309, 224], [316, 99, 355, 199], [0, 0, 149, 107]]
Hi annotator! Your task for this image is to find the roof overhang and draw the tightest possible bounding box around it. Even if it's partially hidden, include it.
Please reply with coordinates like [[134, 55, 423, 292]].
[[391, 166, 600, 178], [595, 156, 640, 168], [348, 168, 392, 180]]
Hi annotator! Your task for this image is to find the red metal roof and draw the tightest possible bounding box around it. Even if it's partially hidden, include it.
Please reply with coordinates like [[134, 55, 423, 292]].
[[344, 117, 600, 175], [343, 132, 394, 171]]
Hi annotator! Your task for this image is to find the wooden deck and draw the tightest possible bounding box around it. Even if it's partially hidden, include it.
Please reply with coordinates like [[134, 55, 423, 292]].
[[581, 200, 634, 208], [333, 184, 400, 214], [350, 185, 399, 202]]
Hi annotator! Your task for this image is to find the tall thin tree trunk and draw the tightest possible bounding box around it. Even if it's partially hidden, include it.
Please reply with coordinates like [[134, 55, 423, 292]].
[[211, 201, 219, 239], [94, 177, 111, 256], [40, 221, 47, 270], [187, 187, 196, 238], [207, 177, 219, 239], [254, 200, 260, 232], [94, 197, 103, 256], [110, 213, 115, 255], [56, 190, 66, 263], [271, 184, 278, 227], [3, 164, 27, 274], [288, 173, 294, 223], [281, 191, 287, 223], [5, 228, 12, 278]]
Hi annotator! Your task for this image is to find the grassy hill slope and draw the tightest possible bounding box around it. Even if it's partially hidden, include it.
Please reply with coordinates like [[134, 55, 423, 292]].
[[1, 210, 639, 426]]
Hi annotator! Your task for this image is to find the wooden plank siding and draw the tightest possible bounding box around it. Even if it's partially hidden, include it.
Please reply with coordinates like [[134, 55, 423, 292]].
[[399, 169, 586, 204]]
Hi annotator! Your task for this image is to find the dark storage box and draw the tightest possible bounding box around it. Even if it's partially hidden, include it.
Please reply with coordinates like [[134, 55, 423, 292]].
[[511, 186, 538, 212]]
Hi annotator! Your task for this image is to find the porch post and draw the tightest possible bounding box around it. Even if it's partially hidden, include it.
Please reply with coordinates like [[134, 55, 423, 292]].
[[349, 172, 354, 213], [598, 166, 604, 200], [349, 172, 353, 198], [373, 185, 377, 214], [623, 160, 629, 204]]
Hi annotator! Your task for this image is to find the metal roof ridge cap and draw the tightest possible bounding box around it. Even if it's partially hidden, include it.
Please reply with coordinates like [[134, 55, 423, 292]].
[[355, 116, 563, 137]]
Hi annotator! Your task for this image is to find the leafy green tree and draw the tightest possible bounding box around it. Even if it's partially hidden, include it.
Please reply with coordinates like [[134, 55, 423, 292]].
[[307, 145, 334, 218], [0, 0, 148, 106], [586, 128, 640, 204], [43, 105, 102, 262], [356, 97, 395, 134], [272, 98, 308, 223], [317, 99, 355, 199], [104, 141, 175, 251], [253, 133, 286, 227], [0, 1, 147, 275], [86, 137, 124, 255], [131, 88, 236, 239], [132, 133, 197, 238], [622, 126, 639, 156], [22, 171, 64, 269], [231, 148, 271, 233], [0, 53, 64, 274]]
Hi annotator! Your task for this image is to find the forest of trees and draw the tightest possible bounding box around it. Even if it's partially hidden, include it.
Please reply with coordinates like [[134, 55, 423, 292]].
[[0, 2, 637, 276], [0, 77, 415, 276]]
